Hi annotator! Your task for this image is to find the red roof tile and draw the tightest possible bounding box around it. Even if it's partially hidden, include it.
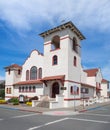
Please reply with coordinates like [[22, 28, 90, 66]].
[[14, 80, 42, 85], [84, 68, 99, 77], [5, 64, 22, 69], [41, 75, 65, 81], [102, 79, 109, 83]]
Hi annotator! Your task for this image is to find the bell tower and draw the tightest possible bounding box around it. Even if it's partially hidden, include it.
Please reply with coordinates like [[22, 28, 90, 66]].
[[40, 21, 85, 106], [39, 21, 85, 81]]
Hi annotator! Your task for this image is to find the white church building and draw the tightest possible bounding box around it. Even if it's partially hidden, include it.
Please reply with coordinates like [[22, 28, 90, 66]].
[[4, 21, 109, 109]]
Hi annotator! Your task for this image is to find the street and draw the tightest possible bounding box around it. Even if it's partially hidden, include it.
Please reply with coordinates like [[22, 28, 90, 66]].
[[0, 104, 110, 130]]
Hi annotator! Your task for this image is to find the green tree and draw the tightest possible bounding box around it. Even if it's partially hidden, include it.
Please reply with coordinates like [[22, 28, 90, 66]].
[[0, 90, 5, 99]]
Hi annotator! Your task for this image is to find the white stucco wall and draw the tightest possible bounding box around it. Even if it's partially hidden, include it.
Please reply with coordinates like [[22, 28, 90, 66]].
[[86, 77, 96, 86], [43, 35, 69, 79], [21, 50, 43, 81], [5, 69, 21, 85], [81, 68, 87, 83], [13, 84, 43, 98], [101, 83, 108, 97]]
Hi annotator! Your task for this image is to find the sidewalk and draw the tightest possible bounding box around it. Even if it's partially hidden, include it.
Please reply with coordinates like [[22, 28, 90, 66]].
[[0, 101, 110, 116]]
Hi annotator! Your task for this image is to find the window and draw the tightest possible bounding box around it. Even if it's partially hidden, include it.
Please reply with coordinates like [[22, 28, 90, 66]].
[[19, 87, 21, 92], [6, 88, 8, 94], [22, 86, 24, 92], [81, 88, 89, 94], [9, 88, 11, 94], [8, 69, 10, 75], [52, 55, 58, 65], [6, 88, 11, 94], [70, 86, 73, 94], [96, 82, 101, 89], [73, 56, 77, 66], [29, 86, 31, 92], [18, 69, 21, 75], [70, 86, 79, 95], [38, 68, 42, 79], [30, 66, 37, 80], [72, 37, 78, 53], [25, 86, 28, 92], [99, 83, 101, 89], [33, 86, 36, 92], [26, 70, 29, 80], [51, 35, 60, 50]]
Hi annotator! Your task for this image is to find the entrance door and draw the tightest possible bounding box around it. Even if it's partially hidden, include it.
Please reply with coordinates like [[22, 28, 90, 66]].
[[52, 82, 59, 98]]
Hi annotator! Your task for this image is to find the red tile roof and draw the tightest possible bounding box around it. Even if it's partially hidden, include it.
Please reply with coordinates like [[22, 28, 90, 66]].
[[14, 80, 42, 85], [84, 68, 99, 77], [5, 64, 22, 69], [41, 75, 65, 81], [102, 79, 109, 83]]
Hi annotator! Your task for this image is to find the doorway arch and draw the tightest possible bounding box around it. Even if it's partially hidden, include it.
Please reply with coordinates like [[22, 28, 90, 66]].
[[52, 82, 59, 98]]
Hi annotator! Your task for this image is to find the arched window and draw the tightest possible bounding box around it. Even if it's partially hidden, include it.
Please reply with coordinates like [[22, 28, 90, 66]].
[[51, 35, 60, 50], [22, 86, 24, 92], [70, 86, 73, 94], [52, 55, 58, 65], [18, 69, 21, 75], [70, 86, 79, 95], [38, 68, 42, 79], [19, 87, 21, 92], [29, 86, 31, 92], [25, 86, 28, 92], [30, 66, 37, 80], [6, 88, 8, 94], [73, 56, 77, 66], [9, 88, 11, 94], [26, 70, 29, 80], [73, 37, 78, 53], [33, 86, 36, 92]]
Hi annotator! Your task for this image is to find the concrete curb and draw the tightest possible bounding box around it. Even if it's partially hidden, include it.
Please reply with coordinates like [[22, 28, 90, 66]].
[[79, 102, 110, 113], [0, 101, 110, 115], [0, 105, 42, 114], [18, 109, 42, 113]]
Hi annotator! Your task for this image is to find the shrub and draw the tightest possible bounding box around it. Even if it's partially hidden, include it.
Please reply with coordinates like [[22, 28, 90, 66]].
[[0, 90, 5, 99], [7, 97, 19, 105], [0, 100, 7, 104], [26, 101, 32, 106]]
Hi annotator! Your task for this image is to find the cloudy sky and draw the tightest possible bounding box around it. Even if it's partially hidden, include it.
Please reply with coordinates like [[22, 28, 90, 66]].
[[0, 0, 110, 81]]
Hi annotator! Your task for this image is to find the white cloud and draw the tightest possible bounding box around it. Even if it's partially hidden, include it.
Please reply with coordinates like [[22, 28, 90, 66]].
[[0, 0, 110, 32]]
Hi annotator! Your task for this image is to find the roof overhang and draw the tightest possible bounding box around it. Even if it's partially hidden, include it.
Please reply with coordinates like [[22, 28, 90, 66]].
[[39, 21, 85, 40], [81, 83, 95, 88], [41, 75, 65, 86], [13, 80, 42, 86], [4, 64, 22, 70]]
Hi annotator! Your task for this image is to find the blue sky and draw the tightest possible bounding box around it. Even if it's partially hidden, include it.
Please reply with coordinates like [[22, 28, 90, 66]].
[[0, 0, 110, 81]]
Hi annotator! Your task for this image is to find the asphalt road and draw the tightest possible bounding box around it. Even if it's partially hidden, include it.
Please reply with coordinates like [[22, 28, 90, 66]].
[[0, 104, 110, 130]]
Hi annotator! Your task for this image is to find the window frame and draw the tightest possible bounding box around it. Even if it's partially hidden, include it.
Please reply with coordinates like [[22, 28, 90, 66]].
[[52, 55, 58, 65], [72, 37, 78, 53], [26, 70, 29, 80], [51, 35, 60, 50], [73, 56, 77, 67], [30, 66, 37, 80], [38, 68, 42, 79]]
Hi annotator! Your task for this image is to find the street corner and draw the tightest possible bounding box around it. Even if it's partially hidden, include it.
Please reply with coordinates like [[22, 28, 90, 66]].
[[43, 110, 79, 116]]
